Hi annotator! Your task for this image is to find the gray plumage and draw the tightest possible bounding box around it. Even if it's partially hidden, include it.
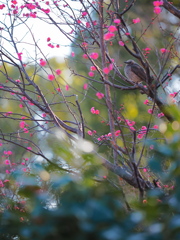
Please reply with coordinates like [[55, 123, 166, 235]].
[[124, 60, 147, 83]]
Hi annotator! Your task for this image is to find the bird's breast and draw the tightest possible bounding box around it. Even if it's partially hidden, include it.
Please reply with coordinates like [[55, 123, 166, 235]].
[[124, 66, 142, 83]]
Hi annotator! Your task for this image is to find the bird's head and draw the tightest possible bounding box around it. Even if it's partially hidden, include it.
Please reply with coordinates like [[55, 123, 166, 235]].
[[124, 60, 136, 65]]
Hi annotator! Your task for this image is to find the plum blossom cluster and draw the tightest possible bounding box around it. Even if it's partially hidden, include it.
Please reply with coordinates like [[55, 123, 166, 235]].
[[0, 1, 52, 16], [96, 92, 104, 99], [97, 130, 121, 141], [137, 126, 147, 139], [132, 18, 141, 24], [0, 148, 30, 176], [143, 48, 151, 58], [19, 120, 29, 133], [125, 119, 136, 131], [87, 130, 97, 136], [153, 1, 163, 14], [160, 48, 169, 54], [90, 107, 100, 115], [104, 25, 118, 41], [137, 125, 159, 139], [169, 92, 178, 104]]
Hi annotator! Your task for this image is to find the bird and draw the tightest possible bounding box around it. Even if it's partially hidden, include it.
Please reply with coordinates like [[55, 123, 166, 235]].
[[124, 59, 147, 83]]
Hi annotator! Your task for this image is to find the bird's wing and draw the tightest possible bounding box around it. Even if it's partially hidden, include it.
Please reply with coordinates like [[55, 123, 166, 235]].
[[131, 64, 147, 81]]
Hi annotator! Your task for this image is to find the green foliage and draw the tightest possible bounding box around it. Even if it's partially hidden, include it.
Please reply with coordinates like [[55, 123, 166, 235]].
[[0, 131, 180, 239]]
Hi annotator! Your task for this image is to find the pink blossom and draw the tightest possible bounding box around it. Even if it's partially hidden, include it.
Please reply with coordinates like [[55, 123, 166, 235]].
[[103, 32, 115, 40], [144, 99, 149, 105], [25, 3, 36, 9], [82, 54, 88, 59], [88, 72, 94, 77], [42, 113, 47, 118], [169, 92, 177, 98], [115, 130, 121, 136], [47, 37, 51, 42], [144, 47, 151, 51], [90, 52, 99, 60], [19, 121, 26, 128], [160, 48, 168, 53], [17, 52, 22, 61], [41, 8, 50, 13], [48, 74, 55, 81], [141, 126, 147, 132], [143, 168, 148, 172], [137, 134, 144, 139], [6, 112, 13, 116], [157, 112, 164, 118], [87, 130, 93, 136], [56, 69, 62, 75], [71, 52, 75, 57], [19, 104, 24, 108], [0, 4, 5, 10], [107, 133, 112, 137], [21, 96, 27, 101], [56, 88, 61, 92], [96, 92, 104, 99], [13, 9, 18, 14], [90, 66, 97, 71], [48, 43, 54, 48], [109, 63, 113, 71], [77, 20, 81, 24], [29, 12, 37, 18], [90, 107, 100, 115], [15, 79, 21, 83], [82, 42, 88, 48], [27, 147, 32, 151], [108, 25, 117, 32], [82, 11, 88, 17], [4, 151, 13, 155], [86, 22, 90, 28], [4, 159, 10, 165], [153, 125, 159, 129], [40, 59, 47, 66], [103, 67, 110, 75], [4, 179, 10, 183], [154, 6, 162, 14], [150, 145, 154, 149], [23, 128, 29, 133], [28, 101, 34, 106], [132, 18, 141, 24], [119, 41, 124, 46], [148, 109, 153, 114], [83, 83, 88, 90], [125, 119, 135, 126], [153, 1, 163, 6], [65, 85, 69, 91], [114, 19, 121, 24]]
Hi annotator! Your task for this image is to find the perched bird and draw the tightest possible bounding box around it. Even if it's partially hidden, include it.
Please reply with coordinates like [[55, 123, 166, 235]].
[[124, 59, 147, 83]]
